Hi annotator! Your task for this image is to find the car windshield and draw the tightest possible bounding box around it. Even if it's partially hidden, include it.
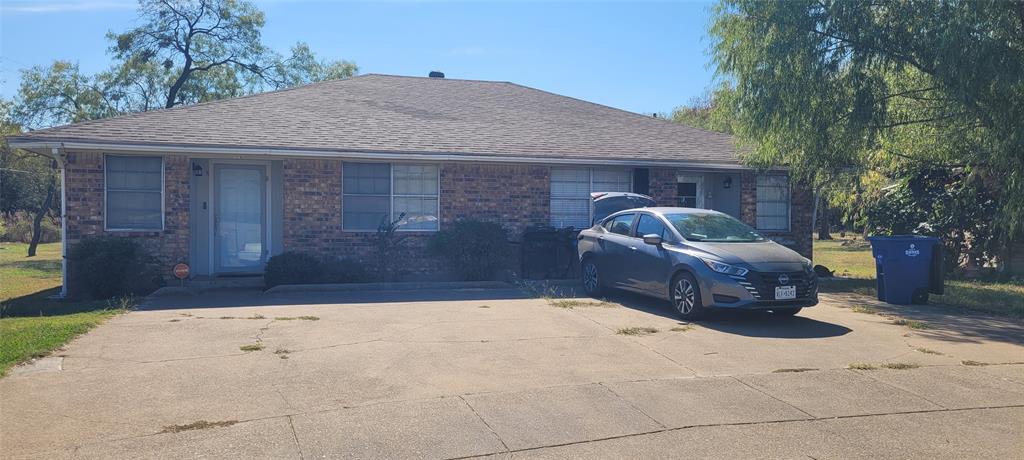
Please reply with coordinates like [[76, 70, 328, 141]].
[[665, 213, 766, 242]]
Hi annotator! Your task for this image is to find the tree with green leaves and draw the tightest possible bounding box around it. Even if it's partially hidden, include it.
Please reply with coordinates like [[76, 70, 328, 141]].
[[708, 0, 1023, 271], [107, 0, 356, 109]]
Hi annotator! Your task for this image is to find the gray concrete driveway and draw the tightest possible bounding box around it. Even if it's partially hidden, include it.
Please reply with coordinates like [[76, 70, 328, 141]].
[[2, 285, 1023, 459]]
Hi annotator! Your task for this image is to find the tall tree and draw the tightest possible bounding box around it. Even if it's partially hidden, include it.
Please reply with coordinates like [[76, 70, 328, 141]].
[[109, 0, 276, 109], [709, 0, 1023, 233]]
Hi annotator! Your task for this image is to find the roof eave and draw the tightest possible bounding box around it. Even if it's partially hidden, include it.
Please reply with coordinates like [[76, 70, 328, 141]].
[[7, 137, 762, 171]]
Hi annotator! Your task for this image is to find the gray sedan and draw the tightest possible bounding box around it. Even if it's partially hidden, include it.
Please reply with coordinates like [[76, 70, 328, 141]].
[[577, 207, 818, 319]]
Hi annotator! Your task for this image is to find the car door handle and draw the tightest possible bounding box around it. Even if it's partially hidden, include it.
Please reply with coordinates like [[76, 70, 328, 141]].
[[629, 246, 638, 251]]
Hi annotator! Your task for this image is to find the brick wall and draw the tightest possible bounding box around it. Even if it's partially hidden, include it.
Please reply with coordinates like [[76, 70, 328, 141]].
[[64, 152, 190, 287], [648, 169, 678, 207], [280, 160, 551, 278], [439, 163, 549, 238]]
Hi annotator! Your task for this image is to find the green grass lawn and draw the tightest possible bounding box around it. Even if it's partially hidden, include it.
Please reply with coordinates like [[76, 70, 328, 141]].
[[0, 242, 125, 376], [813, 236, 1024, 318]]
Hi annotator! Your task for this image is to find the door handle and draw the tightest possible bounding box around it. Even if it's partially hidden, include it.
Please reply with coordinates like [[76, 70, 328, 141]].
[[629, 246, 638, 251]]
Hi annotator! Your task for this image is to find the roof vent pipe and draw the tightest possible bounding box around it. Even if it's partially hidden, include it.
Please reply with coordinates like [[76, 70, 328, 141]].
[[428, 71, 445, 78]]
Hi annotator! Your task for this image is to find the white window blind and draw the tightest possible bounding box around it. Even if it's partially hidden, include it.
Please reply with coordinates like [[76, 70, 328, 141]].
[[550, 168, 631, 228], [756, 174, 790, 231], [342, 162, 439, 231], [105, 155, 163, 230]]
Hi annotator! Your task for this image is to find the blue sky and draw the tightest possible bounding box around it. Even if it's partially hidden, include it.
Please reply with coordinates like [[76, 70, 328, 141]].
[[1, 0, 718, 114]]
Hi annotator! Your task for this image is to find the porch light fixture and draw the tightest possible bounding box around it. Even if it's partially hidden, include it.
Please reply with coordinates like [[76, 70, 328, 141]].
[[192, 162, 203, 177], [723, 176, 732, 189]]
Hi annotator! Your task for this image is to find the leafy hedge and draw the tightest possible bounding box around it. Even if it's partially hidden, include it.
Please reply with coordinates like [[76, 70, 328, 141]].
[[427, 219, 513, 281], [264, 252, 370, 289], [68, 236, 162, 299]]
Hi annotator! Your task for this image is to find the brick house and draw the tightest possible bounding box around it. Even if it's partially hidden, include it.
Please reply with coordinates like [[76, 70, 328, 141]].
[[8, 74, 811, 293]]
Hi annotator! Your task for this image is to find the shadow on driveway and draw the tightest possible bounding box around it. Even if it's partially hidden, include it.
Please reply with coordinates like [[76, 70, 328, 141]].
[[140, 286, 534, 311], [603, 289, 852, 339]]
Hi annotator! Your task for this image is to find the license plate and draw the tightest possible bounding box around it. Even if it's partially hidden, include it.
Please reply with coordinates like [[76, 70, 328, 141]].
[[775, 285, 797, 300]]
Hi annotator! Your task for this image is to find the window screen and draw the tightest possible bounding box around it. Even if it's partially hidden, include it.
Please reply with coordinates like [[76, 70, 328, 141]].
[[393, 164, 439, 231], [343, 162, 439, 231], [550, 168, 631, 228], [343, 163, 391, 231], [756, 175, 790, 230], [105, 156, 163, 230]]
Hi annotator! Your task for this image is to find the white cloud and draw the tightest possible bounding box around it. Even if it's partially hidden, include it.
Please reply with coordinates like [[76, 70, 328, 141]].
[[1, 1, 136, 14]]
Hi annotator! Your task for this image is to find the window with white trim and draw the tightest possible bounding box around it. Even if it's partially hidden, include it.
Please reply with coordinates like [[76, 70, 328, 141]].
[[105, 155, 163, 230], [550, 168, 631, 229], [756, 174, 790, 231], [342, 162, 439, 231]]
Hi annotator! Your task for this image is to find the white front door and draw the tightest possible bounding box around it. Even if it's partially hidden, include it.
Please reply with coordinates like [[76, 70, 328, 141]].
[[213, 164, 267, 273], [676, 174, 705, 208]]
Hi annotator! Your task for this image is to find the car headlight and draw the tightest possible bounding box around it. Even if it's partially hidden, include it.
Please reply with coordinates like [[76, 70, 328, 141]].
[[700, 258, 749, 277], [802, 257, 813, 272]]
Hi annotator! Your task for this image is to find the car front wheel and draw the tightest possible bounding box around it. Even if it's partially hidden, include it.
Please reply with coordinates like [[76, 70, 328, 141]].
[[581, 258, 604, 297], [671, 272, 706, 320]]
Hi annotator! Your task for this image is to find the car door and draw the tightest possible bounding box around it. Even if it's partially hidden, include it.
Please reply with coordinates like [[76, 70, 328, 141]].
[[598, 213, 637, 287], [624, 213, 675, 296]]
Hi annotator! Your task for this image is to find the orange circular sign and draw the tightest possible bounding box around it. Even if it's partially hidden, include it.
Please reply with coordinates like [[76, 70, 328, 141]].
[[173, 263, 190, 280]]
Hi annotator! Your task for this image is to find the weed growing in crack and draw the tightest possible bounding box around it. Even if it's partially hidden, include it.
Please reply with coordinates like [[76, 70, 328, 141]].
[[848, 363, 877, 370], [773, 368, 818, 373], [274, 316, 320, 321], [914, 347, 943, 355], [850, 306, 880, 315], [617, 327, 659, 336], [274, 348, 291, 359], [168, 319, 181, 323], [550, 299, 613, 309], [478, 305, 491, 309], [670, 325, 693, 332], [962, 360, 991, 366], [892, 318, 931, 330], [160, 420, 238, 433], [880, 362, 920, 370], [239, 344, 264, 352]]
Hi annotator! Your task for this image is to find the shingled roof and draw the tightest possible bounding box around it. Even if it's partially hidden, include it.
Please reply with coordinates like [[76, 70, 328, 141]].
[[9, 74, 740, 165]]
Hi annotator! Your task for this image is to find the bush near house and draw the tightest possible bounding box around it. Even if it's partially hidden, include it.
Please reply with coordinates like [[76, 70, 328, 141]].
[[264, 252, 370, 289], [67, 236, 162, 300], [427, 220, 514, 281]]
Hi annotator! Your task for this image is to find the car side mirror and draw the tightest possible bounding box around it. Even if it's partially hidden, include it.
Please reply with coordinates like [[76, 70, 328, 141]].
[[642, 234, 663, 246]]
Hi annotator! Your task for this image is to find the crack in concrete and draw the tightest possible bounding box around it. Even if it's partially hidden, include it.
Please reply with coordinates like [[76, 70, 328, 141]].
[[597, 381, 667, 429], [442, 404, 1024, 460], [728, 375, 818, 419], [287, 415, 305, 460], [458, 395, 511, 454]]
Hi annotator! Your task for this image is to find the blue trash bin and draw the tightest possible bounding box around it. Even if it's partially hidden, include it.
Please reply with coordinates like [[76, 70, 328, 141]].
[[867, 235, 941, 304]]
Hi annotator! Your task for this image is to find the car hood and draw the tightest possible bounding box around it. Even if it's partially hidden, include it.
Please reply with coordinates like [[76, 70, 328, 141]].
[[680, 241, 807, 272]]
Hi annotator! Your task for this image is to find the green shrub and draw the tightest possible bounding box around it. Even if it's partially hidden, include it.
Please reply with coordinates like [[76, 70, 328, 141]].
[[68, 236, 161, 300], [427, 220, 513, 281], [264, 252, 370, 289]]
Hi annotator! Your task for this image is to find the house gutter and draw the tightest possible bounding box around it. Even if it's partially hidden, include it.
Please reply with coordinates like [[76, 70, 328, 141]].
[[8, 139, 776, 172]]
